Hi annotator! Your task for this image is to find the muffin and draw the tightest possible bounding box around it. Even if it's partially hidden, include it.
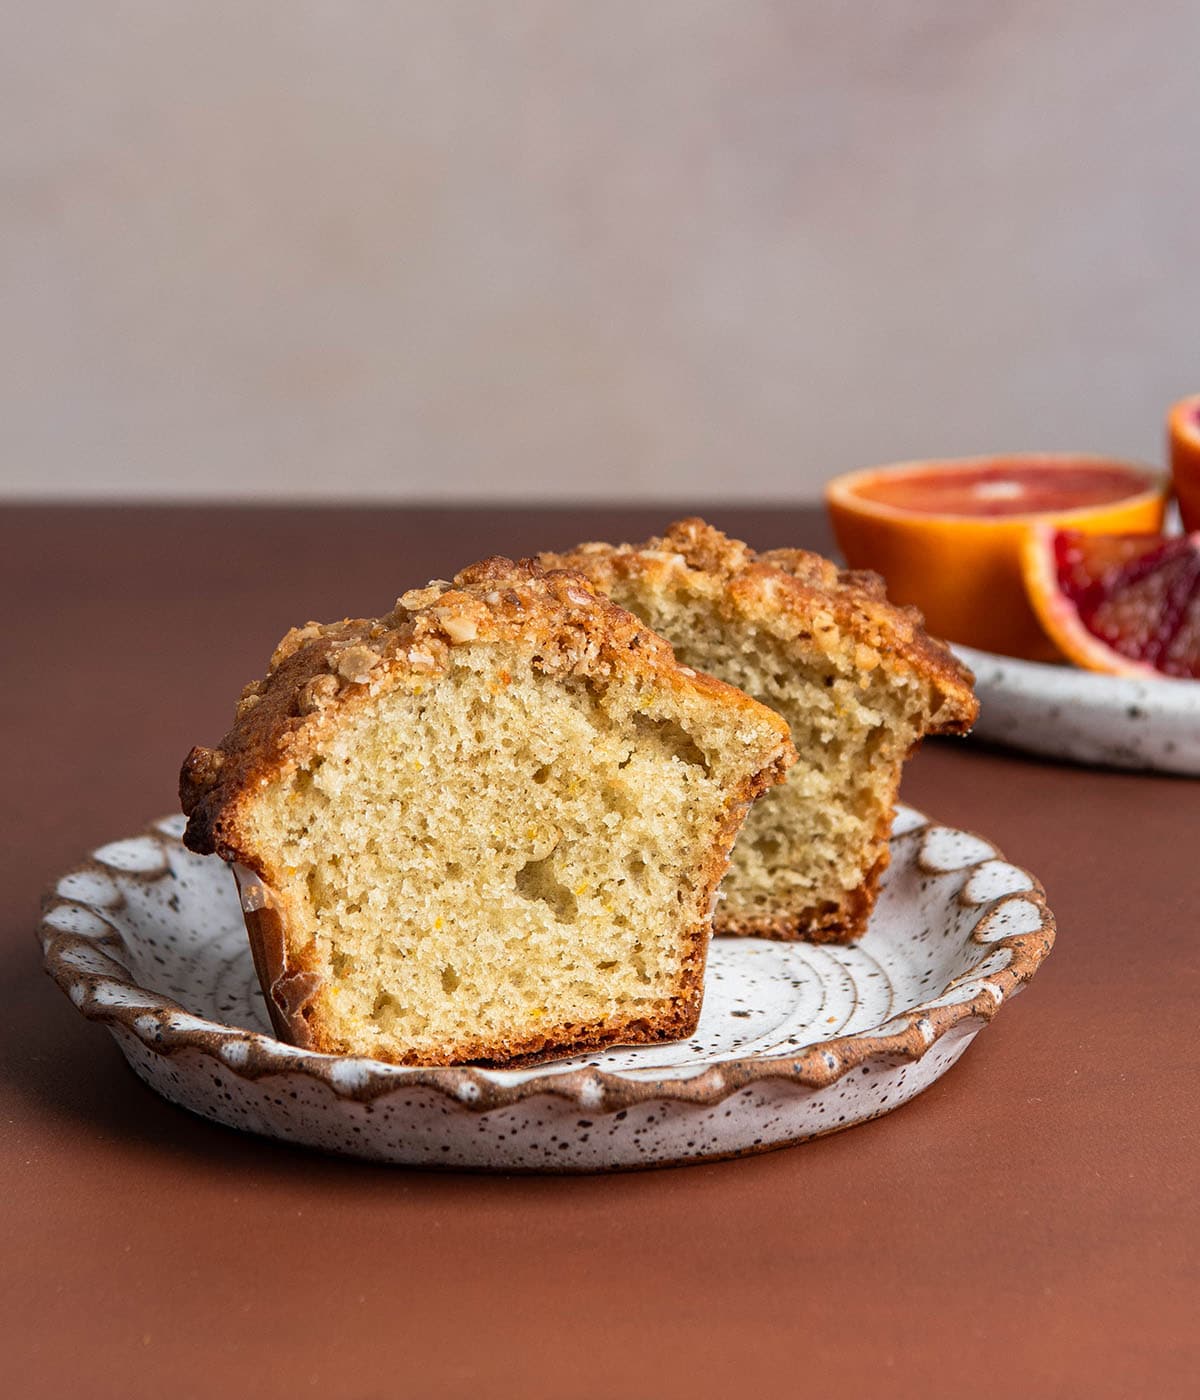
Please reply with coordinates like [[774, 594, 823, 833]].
[[180, 556, 795, 1066], [543, 519, 977, 943]]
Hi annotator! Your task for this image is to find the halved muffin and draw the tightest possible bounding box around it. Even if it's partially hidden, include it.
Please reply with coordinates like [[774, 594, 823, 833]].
[[544, 519, 977, 943], [180, 557, 795, 1066]]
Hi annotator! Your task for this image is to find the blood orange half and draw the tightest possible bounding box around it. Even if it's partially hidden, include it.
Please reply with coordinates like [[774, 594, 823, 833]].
[[826, 455, 1167, 659], [1021, 526, 1200, 679]]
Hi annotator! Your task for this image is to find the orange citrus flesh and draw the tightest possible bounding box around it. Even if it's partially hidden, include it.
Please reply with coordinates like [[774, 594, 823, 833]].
[[826, 455, 1167, 660], [1021, 527, 1200, 680], [851, 459, 1153, 517], [1167, 393, 1200, 532]]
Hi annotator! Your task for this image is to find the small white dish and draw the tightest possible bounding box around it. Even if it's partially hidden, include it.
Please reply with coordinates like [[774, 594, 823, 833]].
[[40, 806, 1054, 1172], [956, 644, 1200, 775]]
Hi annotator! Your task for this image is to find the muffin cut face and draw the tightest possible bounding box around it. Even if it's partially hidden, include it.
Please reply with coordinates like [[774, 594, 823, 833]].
[[544, 520, 978, 944], [180, 558, 794, 1066]]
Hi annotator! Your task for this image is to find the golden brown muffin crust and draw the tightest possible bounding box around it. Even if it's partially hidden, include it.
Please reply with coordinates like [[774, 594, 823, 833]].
[[181, 554, 794, 864], [543, 517, 978, 734]]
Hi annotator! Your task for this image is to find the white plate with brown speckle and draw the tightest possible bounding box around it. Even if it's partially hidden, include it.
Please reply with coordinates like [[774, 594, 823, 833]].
[[40, 805, 1054, 1172], [956, 644, 1200, 775]]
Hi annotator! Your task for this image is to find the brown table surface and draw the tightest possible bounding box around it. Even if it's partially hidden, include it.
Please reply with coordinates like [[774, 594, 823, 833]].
[[3, 505, 1197, 1399]]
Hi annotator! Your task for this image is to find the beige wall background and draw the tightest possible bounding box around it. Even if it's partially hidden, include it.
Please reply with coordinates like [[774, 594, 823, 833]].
[[3, 1, 1198, 502]]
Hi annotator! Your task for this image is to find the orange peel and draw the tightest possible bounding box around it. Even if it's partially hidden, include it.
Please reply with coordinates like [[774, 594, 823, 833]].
[[1167, 393, 1200, 533]]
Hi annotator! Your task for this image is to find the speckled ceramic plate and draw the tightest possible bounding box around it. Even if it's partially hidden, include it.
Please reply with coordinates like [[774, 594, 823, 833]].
[[956, 644, 1200, 775], [40, 805, 1054, 1172]]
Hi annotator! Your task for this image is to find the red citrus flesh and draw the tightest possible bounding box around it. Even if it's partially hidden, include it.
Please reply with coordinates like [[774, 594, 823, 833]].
[[852, 459, 1158, 518], [1024, 529, 1200, 679]]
